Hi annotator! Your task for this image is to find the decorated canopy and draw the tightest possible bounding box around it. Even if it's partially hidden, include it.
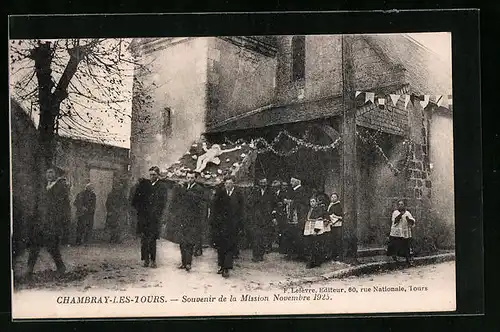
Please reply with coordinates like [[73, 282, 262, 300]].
[[162, 138, 258, 187]]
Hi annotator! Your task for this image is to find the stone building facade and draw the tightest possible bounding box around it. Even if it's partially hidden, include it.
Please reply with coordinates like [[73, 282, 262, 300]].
[[130, 34, 454, 250]]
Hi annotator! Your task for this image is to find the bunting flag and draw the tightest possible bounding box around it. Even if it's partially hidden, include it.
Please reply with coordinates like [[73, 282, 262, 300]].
[[353, 91, 452, 111], [420, 95, 430, 108], [404, 94, 411, 109], [389, 94, 400, 106], [377, 97, 386, 110], [365, 92, 375, 104], [410, 93, 424, 106]]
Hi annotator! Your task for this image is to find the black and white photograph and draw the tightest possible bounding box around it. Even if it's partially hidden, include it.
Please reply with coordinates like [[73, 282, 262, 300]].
[[9, 16, 463, 318]]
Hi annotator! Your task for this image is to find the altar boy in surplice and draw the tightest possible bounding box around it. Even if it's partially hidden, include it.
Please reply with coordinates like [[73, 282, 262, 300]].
[[175, 171, 207, 272]]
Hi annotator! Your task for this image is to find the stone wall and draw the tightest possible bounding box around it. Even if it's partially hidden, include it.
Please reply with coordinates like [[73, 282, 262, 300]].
[[10, 99, 40, 257], [205, 37, 277, 127], [357, 85, 410, 136], [405, 104, 432, 219], [274, 35, 344, 104]]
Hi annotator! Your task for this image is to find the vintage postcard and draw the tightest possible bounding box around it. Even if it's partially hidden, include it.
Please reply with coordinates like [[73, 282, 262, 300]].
[[10, 17, 460, 318]]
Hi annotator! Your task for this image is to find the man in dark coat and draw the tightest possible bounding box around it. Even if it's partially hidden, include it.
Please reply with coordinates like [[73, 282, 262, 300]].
[[284, 177, 310, 260], [131, 177, 151, 258], [271, 180, 287, 254], [74, 183, 96, 245], [132, 166, 168, 268], [175, 172, 207, 271], [210, 176, 243, 278], [106, 182, 126, 244], [250, 178, 275, 262], [26, 167, 70, 278]]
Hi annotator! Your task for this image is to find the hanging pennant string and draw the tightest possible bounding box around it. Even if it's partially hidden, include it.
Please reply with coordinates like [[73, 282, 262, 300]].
[[356, 90, 452, 111]]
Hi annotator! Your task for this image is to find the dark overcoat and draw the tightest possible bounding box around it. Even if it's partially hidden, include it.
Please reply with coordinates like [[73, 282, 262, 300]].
[[250, 187, 275, 235], [132, 179, 152, 236], [175, 182, 207, 245], [290, 185, 310, 228], [210, 186, 243, 250], [74, 189, 96, 219], [106, 188, 126, 227], [147, 179, 169, 238], [272, 190, 288, 230], [31, 178, 71, 245]]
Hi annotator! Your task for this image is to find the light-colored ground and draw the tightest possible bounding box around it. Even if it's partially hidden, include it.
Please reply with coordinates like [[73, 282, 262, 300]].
[[12, 238, 351, 292], [12, 240, 456, 318], [316, 260, 455, 290]]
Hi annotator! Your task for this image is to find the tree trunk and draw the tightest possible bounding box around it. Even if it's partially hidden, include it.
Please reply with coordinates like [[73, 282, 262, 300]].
[[32, 41, 84, 169], [32, 42, 57, 169]]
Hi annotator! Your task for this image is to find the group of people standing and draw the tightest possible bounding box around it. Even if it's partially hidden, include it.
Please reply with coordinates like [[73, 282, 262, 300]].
[[248, 177, 344, 269], [129, 167, 347, 278], [23, 165, 416, 281]]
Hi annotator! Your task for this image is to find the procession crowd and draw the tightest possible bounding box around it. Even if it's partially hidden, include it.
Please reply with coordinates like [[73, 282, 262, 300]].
[[131, 167, 345, 278], [20, 165, 416, 281]]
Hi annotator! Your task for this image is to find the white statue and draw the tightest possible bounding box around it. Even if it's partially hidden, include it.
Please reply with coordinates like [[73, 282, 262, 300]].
[[194, 142, 242, 173]]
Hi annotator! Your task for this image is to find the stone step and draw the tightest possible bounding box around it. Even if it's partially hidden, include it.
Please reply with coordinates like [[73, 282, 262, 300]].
[[357, 247, 386, 257]]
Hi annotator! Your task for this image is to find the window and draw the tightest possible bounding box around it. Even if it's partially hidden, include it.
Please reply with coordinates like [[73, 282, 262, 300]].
[[162, 107, 172, 137], [291, 36, 306, 81]]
